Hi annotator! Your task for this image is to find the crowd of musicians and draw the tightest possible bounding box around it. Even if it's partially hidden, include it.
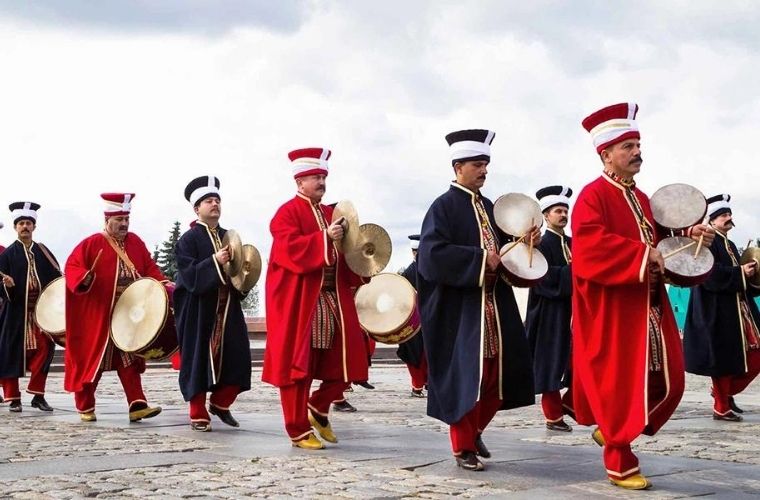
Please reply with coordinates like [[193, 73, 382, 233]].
[[1, 102, 759, 490]]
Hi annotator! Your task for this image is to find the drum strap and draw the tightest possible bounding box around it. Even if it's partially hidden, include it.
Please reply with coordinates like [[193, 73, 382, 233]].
[[37, 243, 61, 273], [102, 232, 140, 279]]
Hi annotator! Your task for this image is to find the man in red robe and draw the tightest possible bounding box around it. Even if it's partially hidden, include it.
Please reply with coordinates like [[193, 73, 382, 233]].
[[571, 103, 714, 489], [263, 147, 368, 449], [64, 193, 166, 422]]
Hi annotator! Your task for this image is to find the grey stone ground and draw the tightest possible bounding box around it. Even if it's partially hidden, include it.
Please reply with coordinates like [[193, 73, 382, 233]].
[[1, 365, 759, 499]]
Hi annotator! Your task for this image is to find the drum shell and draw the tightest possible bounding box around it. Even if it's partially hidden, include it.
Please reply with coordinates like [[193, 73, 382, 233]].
[[34, 276, 66, 335], [658, 236, 714, 287], [110, 279, 178, 361], [499, 243, 549, 288], [355, 273, 420, 345]]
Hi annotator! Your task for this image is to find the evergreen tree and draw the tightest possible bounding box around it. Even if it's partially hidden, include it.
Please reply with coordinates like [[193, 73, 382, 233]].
[[157, 221, 182, 281], [152, 245, 159, 263]]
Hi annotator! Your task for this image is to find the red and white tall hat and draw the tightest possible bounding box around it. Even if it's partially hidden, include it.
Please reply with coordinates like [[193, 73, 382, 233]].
[[582, 102, 640, 154], [289, 148, 331, 178], [101, 193, 135, 216]]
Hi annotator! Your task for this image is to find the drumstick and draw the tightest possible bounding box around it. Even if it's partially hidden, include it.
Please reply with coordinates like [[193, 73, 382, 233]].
[[663, 241, 696, 259], [693, 215, 709, 258], [528, 224, 534, 268], [500, 233, 527, 257]]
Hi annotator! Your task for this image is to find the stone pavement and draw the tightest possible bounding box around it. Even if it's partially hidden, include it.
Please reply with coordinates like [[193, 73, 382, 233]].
[[1, 367, 759, 499]]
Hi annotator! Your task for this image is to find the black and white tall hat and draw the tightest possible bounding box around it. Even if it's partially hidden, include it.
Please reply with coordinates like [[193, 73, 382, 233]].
[[9, 201, 40, 224], [445, 129, 495, 165], [707, 194, 731, 220], [184, 176, 221, 207], [536, 186, 573, 212], [408, 234, 420, 251]]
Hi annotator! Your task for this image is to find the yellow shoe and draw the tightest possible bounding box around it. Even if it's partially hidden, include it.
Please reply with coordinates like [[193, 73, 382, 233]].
[[129, 405, 162, 422], [592, 427, 606, 447], [609, 473, 652, 490], [292, 433, 325, 450], [80, 412, 97, 422], [308, 411, 338, 443]]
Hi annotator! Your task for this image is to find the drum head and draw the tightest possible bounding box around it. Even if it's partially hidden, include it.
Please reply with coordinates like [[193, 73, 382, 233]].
[[650, 184, 706, 230], [35, 277, 66, 334], [111, 278, 169, 353], [658, 236, 714, 281], [500, 243, 549, 285], [494, 193, 543, 237], [355, 273, 415, 335]]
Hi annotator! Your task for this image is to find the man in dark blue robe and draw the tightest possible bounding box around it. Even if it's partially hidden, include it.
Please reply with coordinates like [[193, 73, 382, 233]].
[[418, 129, 537, 471], [525, 186, 574, 432], [174, 176, 251, 431], [0, 202, 61, 412], [397, 234, 427, 397], [684, 194, 760, 422]]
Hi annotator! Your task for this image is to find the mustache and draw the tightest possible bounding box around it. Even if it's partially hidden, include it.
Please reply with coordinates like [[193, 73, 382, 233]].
[[629, 155, 643, 165], [477, 175, 487, 180], [559, 217, 568, 223], [118, 225, 128, 231]]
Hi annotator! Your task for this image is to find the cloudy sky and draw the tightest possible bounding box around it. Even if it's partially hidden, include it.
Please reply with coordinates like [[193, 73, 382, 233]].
[[1, 1, 759, 285]]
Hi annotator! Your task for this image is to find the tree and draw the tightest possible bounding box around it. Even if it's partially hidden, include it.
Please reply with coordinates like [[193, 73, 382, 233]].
[[156, 221, 182, 281], [241, 284, 261, 317]]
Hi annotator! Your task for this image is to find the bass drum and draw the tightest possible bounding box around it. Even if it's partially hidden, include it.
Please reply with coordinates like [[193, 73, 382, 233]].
[[355, 273, 421, 345], [110, 278, 178, 361], [34, 276, 66, 348]]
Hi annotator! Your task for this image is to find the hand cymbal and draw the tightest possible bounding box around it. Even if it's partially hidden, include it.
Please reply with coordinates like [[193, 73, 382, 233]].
[[222, 229, 243, 277], [332, 200, 360, 254], [231, 244, 263, 294], [740, 247, 760, 288], [345, 223, 392, 277]]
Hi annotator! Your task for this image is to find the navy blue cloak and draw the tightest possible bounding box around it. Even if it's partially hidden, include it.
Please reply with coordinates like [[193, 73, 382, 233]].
[[396, 260, 425, 367], [684, 232, 760, 376], [418, 183, 535, 425], [0, 241, 61, 378], [525, 229, 572, 394], [174, 222, 252, 401]]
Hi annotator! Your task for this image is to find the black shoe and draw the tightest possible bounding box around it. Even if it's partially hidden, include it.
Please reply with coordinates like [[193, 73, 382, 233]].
[[713, 410, 743, 422], [546, 419, 572, 432], [332, 400, 357, 412], [0, 395, 4, 404], [31, 395, 53, 412], [455, 451, 484, 471], [474, 435, 491, 458], [9, 400, 21, 413], [209, 405, 240, 427], [411, 389, 426, 398], [355, 381, 375, 390], [729, 396, 744, 414]]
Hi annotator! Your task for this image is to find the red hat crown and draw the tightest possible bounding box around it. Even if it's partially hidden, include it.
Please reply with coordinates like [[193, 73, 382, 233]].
[[289, 147, 331, 178], [582, 102, 640, 153], [101, 192, 135, 216]]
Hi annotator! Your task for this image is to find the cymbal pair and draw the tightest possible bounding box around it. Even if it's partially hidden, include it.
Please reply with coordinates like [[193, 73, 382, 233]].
[[221, 229, 262, 293], [331, 200, 392, 278]]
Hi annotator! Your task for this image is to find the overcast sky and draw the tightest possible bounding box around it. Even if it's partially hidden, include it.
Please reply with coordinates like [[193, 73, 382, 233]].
[[1, 1, 759, 286]]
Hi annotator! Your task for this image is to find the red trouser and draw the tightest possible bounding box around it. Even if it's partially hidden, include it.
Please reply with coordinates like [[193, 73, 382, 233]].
[[604, 370, 667, 479], [1, 332, 54, 400], [74, 359, 146, 413], [541, 388, 573, 422], [407, 354, 428, 391], [712, 348, 760, 415], [189, 384, 240, 422], [450, 358, 502, 455], [278, 348, 347, 440]]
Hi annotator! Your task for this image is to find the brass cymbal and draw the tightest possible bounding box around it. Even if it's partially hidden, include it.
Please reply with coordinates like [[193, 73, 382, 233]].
[[345, 223, 392, 277], [231, 244, 263, 294], [740, 247, 760, 288], [332, 200, 360, 254], [493, 193, 543, 237], [222, 229, 243, 277]]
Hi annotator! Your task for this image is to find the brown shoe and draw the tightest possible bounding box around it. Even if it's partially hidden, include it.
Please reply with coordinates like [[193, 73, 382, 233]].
[[592, 427, 605, 446], [609, 473, 652, 490], [546, 420, 572, 432], [713, 410, 743, 422], [190, 421, 212, 432]]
